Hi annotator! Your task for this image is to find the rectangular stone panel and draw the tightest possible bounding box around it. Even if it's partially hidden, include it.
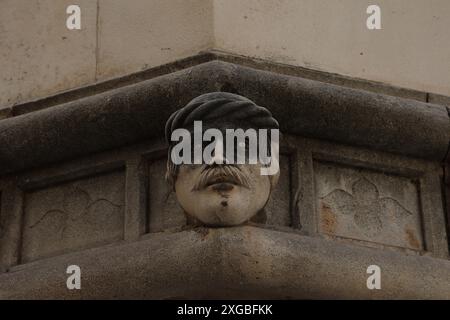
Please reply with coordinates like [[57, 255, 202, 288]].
[[314, 161, 424, 251], [21, 171, 125, 263]]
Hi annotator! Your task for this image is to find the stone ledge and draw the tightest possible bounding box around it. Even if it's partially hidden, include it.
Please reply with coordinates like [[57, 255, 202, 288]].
[[0, 226, 449, 299], [4, 52, 217, 116], [209, 50, 430, 102], [5, 50, 448, 116], [0, 61, 449, 176]]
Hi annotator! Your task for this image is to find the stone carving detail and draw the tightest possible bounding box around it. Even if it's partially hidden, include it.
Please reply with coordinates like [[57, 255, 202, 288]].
[[321, 178, 412, 236], [148, 154, 292, 232], [27, 186, 122, 234], [165, 92, 280, 227], [315, 161, 423, 250], [21, 171, 125, 262]]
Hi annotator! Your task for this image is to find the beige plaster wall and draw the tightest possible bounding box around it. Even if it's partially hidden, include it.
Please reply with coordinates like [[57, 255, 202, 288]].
[[96, 0, 213, 81], [0, 0, 98, 108], [213, 0, 450, 96], [1, 0, 449, 109], [0, 0, 213, 108]]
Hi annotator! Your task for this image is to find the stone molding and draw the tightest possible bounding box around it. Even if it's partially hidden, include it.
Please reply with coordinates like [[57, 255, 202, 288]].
[[0, 226, 449, 299], [0, 60, 449, 176]]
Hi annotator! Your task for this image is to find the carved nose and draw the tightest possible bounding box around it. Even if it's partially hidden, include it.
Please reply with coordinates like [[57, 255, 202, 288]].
[[207, 152, 230, 165], [206, 138, 230, 165]]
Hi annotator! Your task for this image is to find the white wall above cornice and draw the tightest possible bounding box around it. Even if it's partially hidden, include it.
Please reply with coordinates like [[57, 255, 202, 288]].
[[1, 1, 450, 109]]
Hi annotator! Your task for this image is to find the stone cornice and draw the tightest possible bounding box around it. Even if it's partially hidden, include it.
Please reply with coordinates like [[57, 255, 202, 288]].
[[0, 60, 449, 176], [1, 226, 449, 299]]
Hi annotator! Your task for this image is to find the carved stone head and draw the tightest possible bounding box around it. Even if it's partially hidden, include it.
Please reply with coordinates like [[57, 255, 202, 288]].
[[165, 92, 280, 227]]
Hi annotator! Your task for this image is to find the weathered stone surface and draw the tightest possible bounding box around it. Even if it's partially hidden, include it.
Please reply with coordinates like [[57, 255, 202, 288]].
[[148, 157, 186, 232], [0, 108, 11, 121], [262, 154, 291, 227], [0, 59, 448, 300], [278, 133, 448, 259], [97, 0, 213, 81], [10, 53, 216, 116], [211, 50, 429, 102], [21, 171, 125, 263], [0, 61, 448, 177], [0, 226, 449, 299], [315, 161, 423, 251], [429, 93, 450, 107], [441, 146, 448, 247], [9, 51, 437, 116], [0, 192, 3, 241], [214, 0, 450, 97], [0, 0, 97, 109]]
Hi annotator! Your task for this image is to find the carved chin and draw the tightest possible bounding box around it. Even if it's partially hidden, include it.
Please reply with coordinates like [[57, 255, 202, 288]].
[[184, 191, 258, 227], [174, 168, 272, 227], [191, 206, 255, 227]]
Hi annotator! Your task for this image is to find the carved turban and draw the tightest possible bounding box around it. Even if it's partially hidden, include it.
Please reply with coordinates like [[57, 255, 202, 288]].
[[165, 92, 279, 144], [165, 92, 279, 188]]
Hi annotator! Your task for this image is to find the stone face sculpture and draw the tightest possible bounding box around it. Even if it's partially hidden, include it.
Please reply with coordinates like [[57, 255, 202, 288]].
[[165, 92, 280, 227]]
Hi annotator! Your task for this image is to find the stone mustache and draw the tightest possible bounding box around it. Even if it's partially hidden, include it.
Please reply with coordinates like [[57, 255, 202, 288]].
[[165, 92, 280, 227]]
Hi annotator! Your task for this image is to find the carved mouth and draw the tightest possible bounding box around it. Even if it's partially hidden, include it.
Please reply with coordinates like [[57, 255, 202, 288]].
[[205, 175, 239, 187], [192, 165, 250, 191]]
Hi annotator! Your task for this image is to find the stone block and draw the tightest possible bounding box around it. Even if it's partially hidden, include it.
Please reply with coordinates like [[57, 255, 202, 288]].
[[429, 93, 450, 107], [214, 0, 450, 96], [97, 0, 213, 81], [286, 135, 448, 257], [1, 61, 448, 177], [0, 108, 12, 120], [0, 0, 97, 108], [314, 161, 423, 251], [1, 227, 449, 299], [21, 171, 125, 262]]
